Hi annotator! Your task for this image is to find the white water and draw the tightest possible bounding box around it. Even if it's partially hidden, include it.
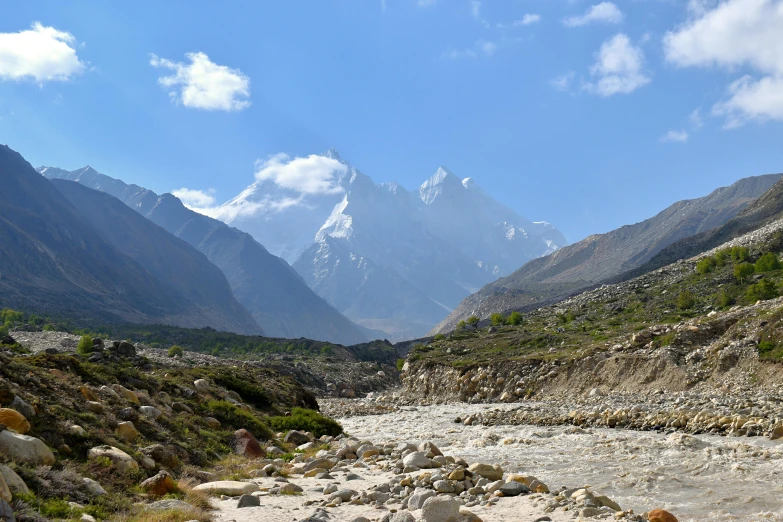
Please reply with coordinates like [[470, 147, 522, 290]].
[[339, 403, 783, 521]]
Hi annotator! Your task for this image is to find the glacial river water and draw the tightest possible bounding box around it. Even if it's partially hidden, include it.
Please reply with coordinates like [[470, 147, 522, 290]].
[[339, 403, 783, 521]]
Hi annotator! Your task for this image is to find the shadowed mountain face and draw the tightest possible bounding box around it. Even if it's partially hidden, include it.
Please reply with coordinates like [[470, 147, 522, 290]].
[[41, 166, 371, 345], [0, 144, 253, 331], [433, 173, 783, 334], [50, 179, 262, 335]]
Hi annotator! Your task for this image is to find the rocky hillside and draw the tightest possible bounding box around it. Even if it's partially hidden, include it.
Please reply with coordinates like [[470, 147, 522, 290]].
[[434, 173, 782, 334], [50, 179, 262, 336], [40, 166, 370, 345], [402, 214, 783, 427]]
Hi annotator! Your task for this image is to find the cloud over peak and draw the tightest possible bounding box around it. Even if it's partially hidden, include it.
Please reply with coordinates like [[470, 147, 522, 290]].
[[254, 153, 347, 195], [0, 22, 85, 83], [150, 52, 250, 111], [584, 34, 650, 96]]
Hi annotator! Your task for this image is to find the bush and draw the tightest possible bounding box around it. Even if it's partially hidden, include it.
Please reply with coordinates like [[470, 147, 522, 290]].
[[746, 279, 778, 302], [396, 358, 405, 371], [267, 407, 343, 438], [456, 320, 467, 331], [677, 291, 696, 310], [755, 252, 782, 273], [734, 262, 755, 283], [506, 311, 523, 325], [433, 333, 446, 341], [320, 345, 332, 355], [168, 345, 184, 358], [76, 335, 95, 355], [714, 250, 728, 267], [718, 290, 734, 308], [490, 313, 505, 326], [730, 246, 750, 262], [696, 257, 717, 274], [205, 400, 273, 439], [467, 316, 480, 328]]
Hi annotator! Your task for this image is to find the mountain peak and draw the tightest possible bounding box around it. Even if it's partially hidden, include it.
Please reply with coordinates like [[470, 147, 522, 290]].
[[419, 166, 466, 204], [324, 147, 342, 161]]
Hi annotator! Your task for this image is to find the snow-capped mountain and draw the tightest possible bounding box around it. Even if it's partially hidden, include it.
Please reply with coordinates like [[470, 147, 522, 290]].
[[204, 150, 566, 340]]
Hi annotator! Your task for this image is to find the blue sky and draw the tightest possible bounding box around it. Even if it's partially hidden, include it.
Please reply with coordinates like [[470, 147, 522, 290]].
[[2, 0, 783, 243]]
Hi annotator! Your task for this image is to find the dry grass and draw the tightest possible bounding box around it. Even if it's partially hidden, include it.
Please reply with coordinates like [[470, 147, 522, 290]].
[[211, 454, 261, 481], [111, 507, 212, 522]]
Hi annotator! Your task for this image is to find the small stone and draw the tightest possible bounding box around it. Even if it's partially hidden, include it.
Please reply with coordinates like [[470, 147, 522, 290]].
[[237, 493, 260, 508], [139, 406, 162, 420], [421, 496, 459, 522], [84, 401, 104, 414], [402, 451, 431, 469], [231, 429, 266, 458], [192, 481, 260, 496], [499, 481, 529, 497], [770, 425, 783, 440], [279, 483, 303, 495], [9, 397, 34, 420], [80, 515, 96, 522], [88, 446, 139, 473], [112, 385, 139, 404], [69, 425, 87, 437], [407, 487, 436, 510], [284, 430, 311, 446], [0, 498, 13, 522], [193, 379, 210, 394], [115, 421, 140, 442], [433, 480, 455, 493], [468, 463, 503, 481], [204, 417, 221, 429], [648, 509, 679, 522], [328, 489, 357, 502], [140, 471, 177, 496], [82, 478, 106, 497], [0, 465, 28, 497]]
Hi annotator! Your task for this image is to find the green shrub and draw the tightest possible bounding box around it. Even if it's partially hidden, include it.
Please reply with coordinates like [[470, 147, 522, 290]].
[[433, 333, 446, 341], [696, 257, 717, 274], [267, 407, 343, 438], [677, 291, 696, 310], [506, 311, 523, 325], [755, 252, 782, 273], [205, 400, 273, 439], [730, 246, 750, 262], [467, 315, 480, 328], [168, 345, 184, 358], [714, 250, 728, 267], [746, 279, 778, 302], [208, 371, 272, 409], [758, 340, 783, 361], [734, 262, 755, 283], [456, 320, 467, 331], [396, 358, 405, 371], [320, 345, 332, 355], [490, 313, 505, 326], [77, 335, 95, 355], [718, 290, 734, 308]]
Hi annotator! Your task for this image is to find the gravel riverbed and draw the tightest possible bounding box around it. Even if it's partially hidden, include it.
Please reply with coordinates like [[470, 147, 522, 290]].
[[337, 402, 783, 521]]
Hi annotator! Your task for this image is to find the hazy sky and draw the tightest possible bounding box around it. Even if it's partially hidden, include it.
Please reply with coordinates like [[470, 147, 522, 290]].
[[2, 0, 783, 243]]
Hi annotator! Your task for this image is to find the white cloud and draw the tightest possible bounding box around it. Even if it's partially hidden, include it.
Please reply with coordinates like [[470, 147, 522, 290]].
[[254, 153, 347, 195], [443, 40, 497, 59], [150, 52, 250, 111], [471, 1, 490, 27], [689, 108, 704, 129], [0, 22, 84, 82], [663, 0, 783, 126], [550, 71, 575, 92], [172, 188, 216, 207], [660, 130, 689, 142], [417, 0, 436, 6], [516, 14, 542, 26], [564, 2, 623, 27], [583, 34, 650, 96]]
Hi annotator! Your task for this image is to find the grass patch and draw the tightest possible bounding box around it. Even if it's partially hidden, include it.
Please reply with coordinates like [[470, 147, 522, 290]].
[[267, 407, 343, 438]]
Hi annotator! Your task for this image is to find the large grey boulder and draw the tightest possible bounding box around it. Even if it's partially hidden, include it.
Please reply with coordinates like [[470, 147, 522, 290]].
[[0, 498, 15, 522], [402, 451, 431, 469], [0, 431, 55, 465], [0, 465, 28, 497], [421, 496, 460, 522], [407, 487, 437, 510]]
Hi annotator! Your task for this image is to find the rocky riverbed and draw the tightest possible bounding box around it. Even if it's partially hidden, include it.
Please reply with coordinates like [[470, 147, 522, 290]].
[[332, 402, 783, 522]]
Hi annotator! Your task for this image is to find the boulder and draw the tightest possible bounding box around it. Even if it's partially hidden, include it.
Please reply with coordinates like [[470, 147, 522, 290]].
[[172, 402, 193, 414], [139, 406, 162, 420], [82, 478, 106, 497], [8, 398, 34, 420], [193, 481, 260, 496], [284, 430, 311, 446], [147, 499, 194, 511], [648, 510, 678, 522], [231, 429, 266, 458], [0, 473, 10, 503], [383, 513, 416, 522], [237, 494, 260, 508], [421, 496, 460, 522], [468, 463, 503, 481], [110, 341, 136, 357], [0, 466, 28, 497], [140, 471, 177, 496], [770, 425, 783, 440], [204, 417, 221, 429], [193, 379, 209, 393], [142, 444, 180, 469], [407, 488, 436, 510], [0, 431, 55, 465], [328, 489, 357, 502], [402, 451, 432, 469], [88, 446, 139, 473], [0, 498, 14, 522], [84, 401, 104, 414], [115, 421, 140, 442], [0, 410, 29, 435], [418, 441, 443, 456], [499, 481, 529, 497], [304, 458, 335, 472]]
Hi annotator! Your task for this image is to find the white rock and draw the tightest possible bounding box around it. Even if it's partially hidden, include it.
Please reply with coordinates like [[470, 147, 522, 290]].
[[402, 451, 431, 469], [193, 481, 260, 496]]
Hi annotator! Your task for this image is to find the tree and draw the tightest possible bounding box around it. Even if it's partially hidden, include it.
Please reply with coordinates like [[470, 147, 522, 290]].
[[490, 313, 505, 326], [734, 262, 755, 283], [77, 335, 95, 355], [677, 291, 696, 310], [730, 246, 750, 262], [755, 252, 781, 273], [456, 320, 467, 331], [696, 257, 716, 274], [718, 290, 734, 308], [506, 311, 523, 326], [467, 315, 480, 329], [168, 345, 184, 357]]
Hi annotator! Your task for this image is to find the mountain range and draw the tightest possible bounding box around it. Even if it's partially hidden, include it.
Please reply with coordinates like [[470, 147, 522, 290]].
[[40, 164, 371, 345], [0, 144, 261, 333], [434, 172, 783, 333], [200, 150, 566, 339]]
